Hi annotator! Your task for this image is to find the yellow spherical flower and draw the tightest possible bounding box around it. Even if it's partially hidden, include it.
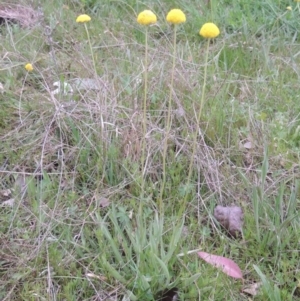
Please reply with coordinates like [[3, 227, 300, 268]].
[[286, 6, 292, 10], [25, 63, 33, 72], [137, 10, 157, 25], [199, 23, 220, 39], [76, 14, 91, 23], [166, 9, 186, 24]]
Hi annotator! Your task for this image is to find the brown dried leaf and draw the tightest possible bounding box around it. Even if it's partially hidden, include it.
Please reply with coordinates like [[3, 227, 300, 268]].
[[242, 282, 262, 296], [99, 197, 110, 208], [0, 189, 11, 197], [198, 252, 243, 279], [86, 272, 107, 281], [1, 198, 14, 207], [214, 205, 243, 237], [243, 140, 253, 149]]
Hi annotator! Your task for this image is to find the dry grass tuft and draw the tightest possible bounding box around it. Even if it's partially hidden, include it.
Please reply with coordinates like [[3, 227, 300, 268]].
[[0, 3, 42, 28]]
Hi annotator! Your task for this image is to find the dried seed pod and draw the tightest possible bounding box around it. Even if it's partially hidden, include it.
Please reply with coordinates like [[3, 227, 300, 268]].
[[214, 205, 243, 237]]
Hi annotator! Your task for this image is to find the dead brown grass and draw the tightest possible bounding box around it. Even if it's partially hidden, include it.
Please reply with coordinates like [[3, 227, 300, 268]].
[[0, 3, 42, 28]]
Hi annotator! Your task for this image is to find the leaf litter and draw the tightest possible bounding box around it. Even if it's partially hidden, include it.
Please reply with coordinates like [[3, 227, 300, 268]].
[[242, 282, 262, 296], [214, 205, 244, 237], [197, 251, 243, 279]]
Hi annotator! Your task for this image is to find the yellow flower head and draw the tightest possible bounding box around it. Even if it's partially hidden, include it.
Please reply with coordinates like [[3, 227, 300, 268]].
[[286, 6, 292, 10], [25, 63, 33, 72], [76, 14, 91, 23], [137, 10, 157, 25], [199, 23, 220, 39], [294, 0, 300, 2], [166, 9, 186, 24]]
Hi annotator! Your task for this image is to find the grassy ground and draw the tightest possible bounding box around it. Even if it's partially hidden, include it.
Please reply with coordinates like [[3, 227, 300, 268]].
[[1, 0, 300, 300]]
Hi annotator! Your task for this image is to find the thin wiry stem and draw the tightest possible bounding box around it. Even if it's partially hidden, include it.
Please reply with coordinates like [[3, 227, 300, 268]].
[[84, 23, 106, 171], [141, 27, 148, 200], [179, 38, 210, 216], [84, 23, 97, 77], [159, 25, 177, 214]]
